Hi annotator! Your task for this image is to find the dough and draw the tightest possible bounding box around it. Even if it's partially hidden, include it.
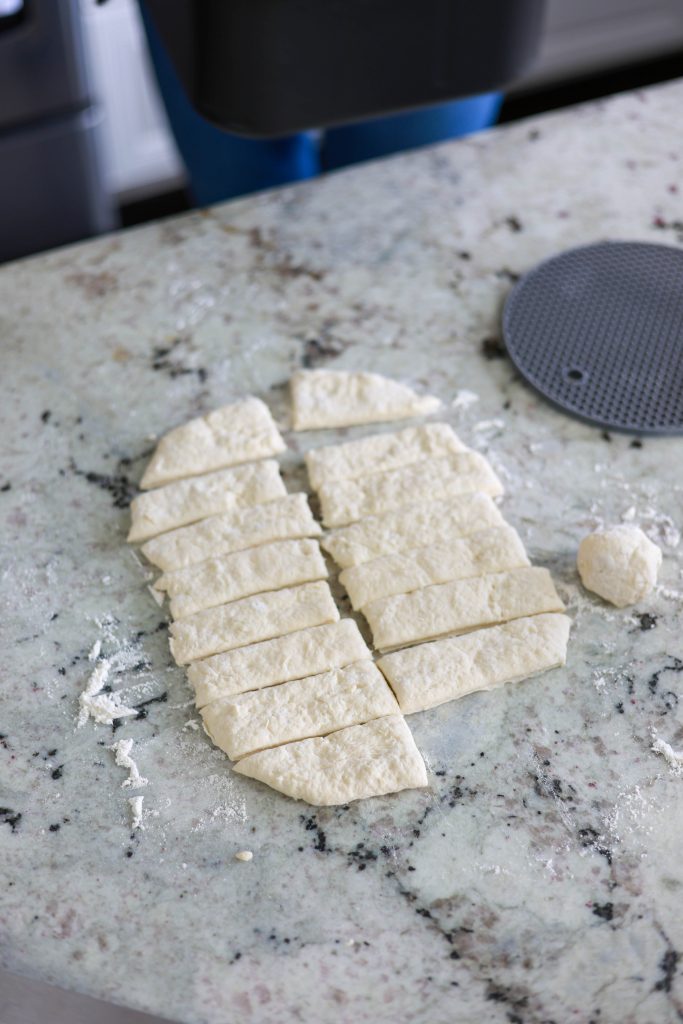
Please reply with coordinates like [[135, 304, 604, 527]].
[[188, 619, 371, 707], [577, 524, 662, 607], [305, 423, 467, 491], [201, 661, 398, 761], [141, 494, 321, 571], [318, 453, 503, 528], [364, 567, 564, 651], [140, 397, 285, 489], [233, 713, 427, 805], [128, 460, 285, 543], [290, 369, 440, 430], [378, 613, 571, 714], [155, 538, 327, 619], [322, 492, 505, 569], [169, 580, 339, 665], [340, 525, 529, 609]]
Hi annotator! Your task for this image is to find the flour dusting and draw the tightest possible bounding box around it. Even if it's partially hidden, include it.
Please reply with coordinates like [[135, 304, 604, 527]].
[[110, 738, 149, 789], [77, 658, 138, 728], [652, 736, 683, 773], [129, 795, 144, 830], [451, 389, 479, 412]]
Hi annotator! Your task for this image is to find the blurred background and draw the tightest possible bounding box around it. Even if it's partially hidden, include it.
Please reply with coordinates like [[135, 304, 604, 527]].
[[2, 0, 683, 265]]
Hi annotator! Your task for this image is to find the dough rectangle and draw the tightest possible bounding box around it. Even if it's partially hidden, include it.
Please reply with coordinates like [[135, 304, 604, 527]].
[[305, 423, 467, 491], [201, 661, 398, 761], [378, 613, 571, 714], [364, 567, 565, 651], [140, 397, 285, 489], [155, 538, 327, 620], [291, 369, 440, 430], [188, 619, 371, 707], [340, 525, 530, 609], [233, 713, 427, 805], [128, 460, 286, 543], [322, 493, 505, 569], [141, 494, 321, 571], [318, 452, 503, 528], [169, 580, 339, 665]]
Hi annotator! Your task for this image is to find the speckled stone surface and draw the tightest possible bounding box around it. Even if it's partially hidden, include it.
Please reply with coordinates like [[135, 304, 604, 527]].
[[2, 81, 683, 1024]]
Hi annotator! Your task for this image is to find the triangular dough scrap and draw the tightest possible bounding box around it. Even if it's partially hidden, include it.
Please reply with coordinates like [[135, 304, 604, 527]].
[[140, 397, 285, 489], [234, 714, 428, 805], [378, 613, 571, 714], [188, 619, 371, 707], [304, 422, 467, 491], [291, 370, 440, 431], [201, 660, 398, 761], [128, 460, 286, 543]]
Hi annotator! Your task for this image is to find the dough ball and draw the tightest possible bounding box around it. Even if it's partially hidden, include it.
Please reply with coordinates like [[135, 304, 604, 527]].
[[577, 525, 662, 607]]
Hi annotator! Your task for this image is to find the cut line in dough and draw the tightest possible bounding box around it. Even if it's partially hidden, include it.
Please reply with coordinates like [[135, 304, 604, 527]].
[[188, 619, 371, 708], [364, 567, 565, 651], [155, 538, 327, 620], [304, 423, 467, 491], [318, 452, 504, 528], [141, 493, 321, 572], [201, 660, 398, 761], [233, 713, 428, 805], [169, 580, 339, 665], [378, 613, 571, 714], [322, 492, 505, 569], [290, 369, 440, 431], [340, 525, 530, 609], [128, 460, 286, 543]]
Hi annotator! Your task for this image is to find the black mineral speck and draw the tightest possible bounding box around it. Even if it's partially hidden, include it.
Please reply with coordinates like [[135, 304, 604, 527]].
[[655, 948, 679, 992], [630, 439, 643, 449], [592, 902, 614, 921], [41, 410, 51, 423], [637, 613, 657, 631], [51, 765, 64, 780], [49, 823, 61, 832], [0, 807, 22, 832], [481, 337, 506, 360], [0, 483, 10, 492], [506, 215, 523, 232], [302, 337, 343, 369], [69, 458, 136, 510], [601, 430, 612, 442]]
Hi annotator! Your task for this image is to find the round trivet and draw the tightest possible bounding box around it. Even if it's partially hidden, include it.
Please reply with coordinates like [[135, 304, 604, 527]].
[[502, 241, 683, 434]]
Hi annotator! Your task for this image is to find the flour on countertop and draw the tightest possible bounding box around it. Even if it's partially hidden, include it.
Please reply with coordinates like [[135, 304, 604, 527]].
[[88, 639, 101, 662], [109, 738, 149, 789], [129, 795, 144, 830], [451, 389, 479, 411], [77, 658, 138, 728], [652, 736, 683, 773]]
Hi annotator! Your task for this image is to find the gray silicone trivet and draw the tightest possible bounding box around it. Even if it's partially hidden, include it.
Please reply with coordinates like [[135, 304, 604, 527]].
[[502, 241, 683, 435]]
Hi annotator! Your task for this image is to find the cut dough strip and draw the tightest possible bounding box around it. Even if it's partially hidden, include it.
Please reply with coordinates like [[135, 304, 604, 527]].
[[364, 567, 565, 651], [128, 460, 286, 543], [188, 619, 371, 708], [141, 493, 321, 572], [305, 423, 467, 491], [140, 397, 285, 489], [290, 369, 440, 431], [378, 613, 571, 714], [155, 538, 327, 620], [233, 713, 428, 805], [169, 580, 339, 665], [340, 525, 530, 609], [318, 452, 503, 528], [322, 492, 505, 569], [201, 661, 398, 761]]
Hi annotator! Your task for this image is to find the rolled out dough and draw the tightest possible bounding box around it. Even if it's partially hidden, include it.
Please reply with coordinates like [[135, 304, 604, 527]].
[[318, 452, 503, 528], [340, 525, 530, 609], [201, 661, 398, 761], [378, 613, 571, 714], [364, 567, 564, 651], [169, 580, 339, 665], [140, 397, 285, 489], [128, 460, 285, 543], [305, 423, 467, 491], [233, 713, 428, 805], [155, 538, 327, 620], [188, 619, 371, 708], [290, 369, 440, 430], [322, 492, 505, 569], [141, 494, 321, 572]]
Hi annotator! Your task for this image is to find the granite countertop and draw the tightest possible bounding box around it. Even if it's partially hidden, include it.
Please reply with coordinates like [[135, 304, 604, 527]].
[[2, 79, 683, 1024]]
